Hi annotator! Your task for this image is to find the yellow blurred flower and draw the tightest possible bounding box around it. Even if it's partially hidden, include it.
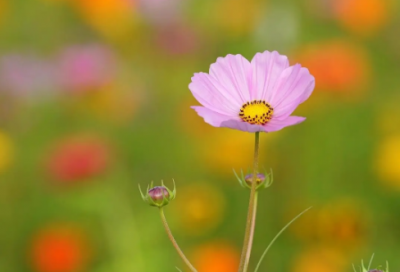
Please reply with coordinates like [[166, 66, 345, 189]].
[[178, 96, 217, 138], [213, 0, 263, 37], [291, 247, 347, 272], [203, 131, 256, 176], [70, 0, 137, 39], [332, 0, 391, 36], [74, 84, 139, 123], [0, 0, 7, 26], [171, 183, 225, 235], [376, 100, 400, 136], [0, 131, 13, 173], [375, 134, 400, 189], [191, 241, 240, 272], [201, 129, 274, 177]]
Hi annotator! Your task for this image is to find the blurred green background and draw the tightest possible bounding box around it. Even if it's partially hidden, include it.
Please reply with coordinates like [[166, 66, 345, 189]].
[[1, 0, 400, 271]]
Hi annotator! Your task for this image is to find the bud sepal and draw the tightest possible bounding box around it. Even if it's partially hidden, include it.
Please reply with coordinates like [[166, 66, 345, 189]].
[[353, 254, 389, 272], [139, 180, 176, 207], [233, 168, 273, 190]]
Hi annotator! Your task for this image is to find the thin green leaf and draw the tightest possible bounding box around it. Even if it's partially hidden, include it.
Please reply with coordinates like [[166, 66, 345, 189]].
[[254, 206, 312, 272]]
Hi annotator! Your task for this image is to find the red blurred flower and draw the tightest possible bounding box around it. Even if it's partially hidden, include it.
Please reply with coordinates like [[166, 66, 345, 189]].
[[30, 224, 91, 272], [296, 40, 370, 95], [46, 135, 111, 183]]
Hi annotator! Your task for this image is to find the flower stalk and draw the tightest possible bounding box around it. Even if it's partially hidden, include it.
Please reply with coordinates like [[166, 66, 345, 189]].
[[159, 207, 198, 272], [238, 131, 260, 272]]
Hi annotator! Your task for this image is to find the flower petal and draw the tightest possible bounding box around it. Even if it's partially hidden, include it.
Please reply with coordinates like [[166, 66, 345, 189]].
[[192, 106, 265, 132], [270, 64, 315, 118], [220, 120, 266, 132], [191, 106, 238, 127], [250, 51, 289, 101], [209, 54, 252, 104], [263, 116, 306, 132], [189, 73, 241, 116]]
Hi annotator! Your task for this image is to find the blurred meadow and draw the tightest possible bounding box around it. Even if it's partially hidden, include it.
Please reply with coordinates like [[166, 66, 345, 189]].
[[0, 0, 400, 271]]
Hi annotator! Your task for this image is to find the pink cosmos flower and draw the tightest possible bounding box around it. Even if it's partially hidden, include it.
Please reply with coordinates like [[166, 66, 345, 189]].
[[189, 51, 315, 133]]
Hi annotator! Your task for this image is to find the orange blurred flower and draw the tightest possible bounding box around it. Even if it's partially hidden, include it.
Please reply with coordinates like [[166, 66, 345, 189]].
[[29, 224, 91, 272], [192, 241, 240, 272], [0, 131, 13, 173], [375, 134, 400, 189], [315, 201, 366, 246], [69, 0, 137, 39], [332, 0, 391, 36], [46, 135, 111, 183], [171, 183, 225, 235], [296, 40, 370, 96], [291, 247, 347, 272], [289, 199, 367, 246]]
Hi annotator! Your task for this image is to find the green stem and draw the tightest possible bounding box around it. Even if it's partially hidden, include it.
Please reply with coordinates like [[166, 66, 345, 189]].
[[245, 192, 258, 262], [159, 207, 198, 272], [238, 131, 260, 272]]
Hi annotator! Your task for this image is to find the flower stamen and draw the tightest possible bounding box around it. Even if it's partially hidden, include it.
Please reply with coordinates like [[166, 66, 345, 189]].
[[239, 100, 273, 125]]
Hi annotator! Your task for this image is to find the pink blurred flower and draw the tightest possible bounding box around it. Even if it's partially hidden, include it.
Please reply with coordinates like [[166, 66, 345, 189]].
[[154, 22, 199, 55], [57, 45, 116, 93], [189, 51, 315, 133], [137, 0, 184, 24], [46, 135, 111, 183], [0, 54, 58, 97]]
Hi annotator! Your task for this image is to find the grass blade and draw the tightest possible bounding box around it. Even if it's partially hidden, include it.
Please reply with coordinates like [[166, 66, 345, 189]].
[[254, 206, 312, 272]]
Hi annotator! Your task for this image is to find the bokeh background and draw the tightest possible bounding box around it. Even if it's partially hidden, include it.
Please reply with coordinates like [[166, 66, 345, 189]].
[[1, 0, 400, 271]]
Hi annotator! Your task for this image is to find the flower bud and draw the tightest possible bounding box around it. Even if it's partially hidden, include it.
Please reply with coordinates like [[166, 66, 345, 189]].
[[148, 186, 170, 204], [244, 173, 266, 186], [233, 169, 273, 190], [139, 180, 176, 208]]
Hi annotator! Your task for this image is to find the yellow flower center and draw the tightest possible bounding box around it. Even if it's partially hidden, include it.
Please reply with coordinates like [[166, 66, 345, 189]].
[[239, 100, 273, 125]]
